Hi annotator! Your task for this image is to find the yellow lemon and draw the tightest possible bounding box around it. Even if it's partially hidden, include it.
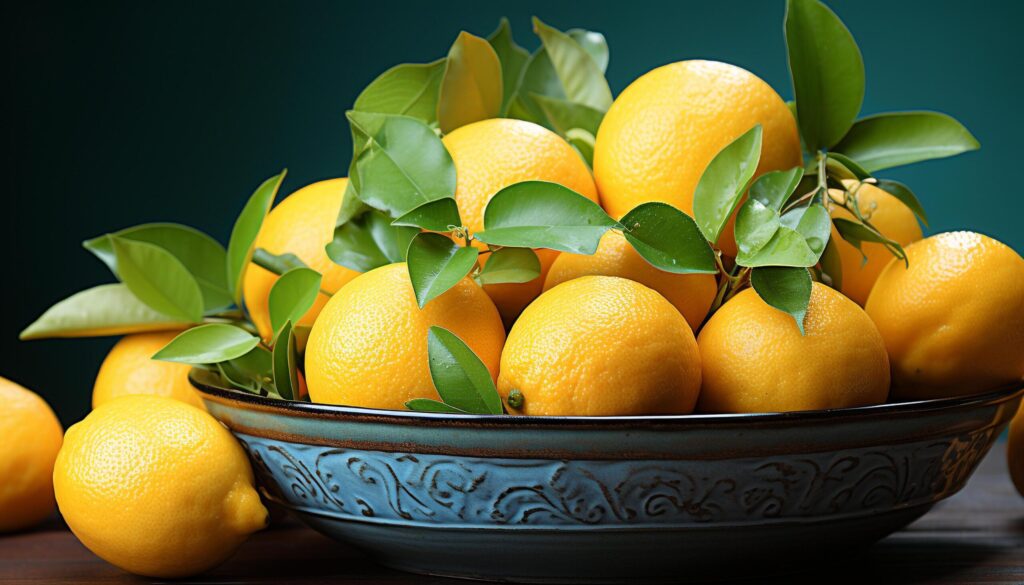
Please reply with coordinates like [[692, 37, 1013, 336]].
[[442, 118, 598, 326], [53, 395, 267, 578], [866, 231, 1024, 400], [243, 178, 360, 340], [92, 331, 204, 410], [827, 182, 923, 305], [0, 377, 63, 532], [543, 231, 717, 330], [593, 60, 802, 254], [698, 283, 889, 413], [498, 276, 701, 416], [305, 263, 506, 410]]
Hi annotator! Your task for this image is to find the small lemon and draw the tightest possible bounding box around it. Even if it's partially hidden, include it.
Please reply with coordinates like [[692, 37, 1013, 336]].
[[92, 331, 204, 410], [54, 395, 267, 578], [0, 377, 63, 532]]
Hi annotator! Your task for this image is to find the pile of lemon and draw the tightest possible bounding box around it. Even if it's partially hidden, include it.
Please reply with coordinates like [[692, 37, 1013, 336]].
[[4, 15, 1024, 585]]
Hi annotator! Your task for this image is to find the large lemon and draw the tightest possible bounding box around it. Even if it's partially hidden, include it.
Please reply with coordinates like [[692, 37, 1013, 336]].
[[92, 331, 203, 409], [698, 283, 890, 413], [0, 377, 63, 532], [865, 231, 1024, 400], [543, 231, 717, 330], [498, 276, 701, 416], [53, 395, 267, 578], [304, 263, 506, 410], [593, 60, 802, 253], [827, 182, 923, 305], [442, 118, 598, 326], [243, 178, 360, 340]]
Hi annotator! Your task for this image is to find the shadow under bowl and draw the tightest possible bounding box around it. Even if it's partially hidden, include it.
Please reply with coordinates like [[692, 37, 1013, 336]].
[[191, 371, 1022, 583]]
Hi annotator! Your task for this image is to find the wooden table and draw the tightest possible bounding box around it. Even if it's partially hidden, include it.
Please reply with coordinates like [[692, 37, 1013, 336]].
[[4, 441, 1023, 584]]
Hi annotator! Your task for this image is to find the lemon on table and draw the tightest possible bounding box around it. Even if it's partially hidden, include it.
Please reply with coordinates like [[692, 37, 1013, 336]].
[[442, 118, 599, 326], [865, 231, 1024, 400], [827, 182, 923, 305], [53, 395, 267, 578], [543, 231, 717, 330], [92, 331, 203, 410], [593, 60, 802, 254], [243, 178, 360, 340], [498, 276, 701, 416], [698, 283, 890, 413], [0, 377, 63, 533], [305, 263, 506, 410]]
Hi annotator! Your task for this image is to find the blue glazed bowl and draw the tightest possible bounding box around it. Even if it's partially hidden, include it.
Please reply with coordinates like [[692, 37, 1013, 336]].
[[191, 370, 1022, 583]]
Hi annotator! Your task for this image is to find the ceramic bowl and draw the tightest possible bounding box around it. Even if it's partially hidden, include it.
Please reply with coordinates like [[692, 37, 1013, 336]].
[[192, 371, 1022, 583]]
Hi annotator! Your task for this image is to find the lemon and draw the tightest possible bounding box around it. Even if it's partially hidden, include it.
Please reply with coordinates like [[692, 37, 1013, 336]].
[[53, 395, 267, 577]]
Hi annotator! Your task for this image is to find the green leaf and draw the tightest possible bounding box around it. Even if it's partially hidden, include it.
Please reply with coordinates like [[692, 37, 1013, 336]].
[[825, 152, 871, 181], [875, 179, 928, 226], [735, 168, 809, 262], [531, 94, 604, 137], [782, 204, 831, 257], [750, 167, 805, 210], [347, 111, 456, 216], [252, 248, 308, 276], [110, 236, 204, 323], [487, 18, 530, 114], [437, 31, 503, 134], [219, 346, 274, 394], [566, 128, 596, 167], [475, 181, 618, 254], [751, 266, 813, 334], [335, 181, 368, 228], [785, 0, 864, 150], [532, 18, 612, 111], [406, 233, 480, 308], [819, 237, 844, 290], [833, 217, 907, 263], [152, 323, 260, 364], [693, 125, 763, 244], [19, 284, 190, 340], [326, 209, 419, 272], [620, 203, 717, 274], [227, 171, 286, 304], [567, 29, 609, 73], [271, 320, 298, 400], [833, 111, 980, 172], [506, 49, 562, 128], [427, 326, 502, 415], [405, 398, 470, 414], [476, 247, 541, 285], [736, 227, 818, 268], [353, 59, 446, 125], [391, 198, 462, 232], [83, 223, 232, 313], [268, 268, 322, 338]]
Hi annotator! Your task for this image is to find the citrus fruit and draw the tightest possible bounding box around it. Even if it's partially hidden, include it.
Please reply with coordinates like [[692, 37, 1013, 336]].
[[543, 231, 717, 330], [865, 231, 1024, 400], [243, 178, 360, 340], [698, 283, 889, 413], [305, 263, 505, 410], [442, 118, 599, 325], [53, 395, 267, 578], [593, 60, 802, 253], [0, 377, 63, 533], [1008, 403, 1024, 497], [92, 331, 204, 410], [497, 276, 701, 416], [826, 182, 923, 305]]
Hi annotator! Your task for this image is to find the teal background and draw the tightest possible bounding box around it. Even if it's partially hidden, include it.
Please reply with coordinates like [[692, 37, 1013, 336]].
[[6, 1, 1020, 425]]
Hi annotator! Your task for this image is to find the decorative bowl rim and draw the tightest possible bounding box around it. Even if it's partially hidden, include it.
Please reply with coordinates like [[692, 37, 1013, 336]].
[[190, 369, 1024, 428]]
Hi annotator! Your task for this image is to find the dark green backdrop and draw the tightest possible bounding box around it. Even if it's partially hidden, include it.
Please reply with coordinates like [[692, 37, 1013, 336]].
[[6, 1, 1020, 425]]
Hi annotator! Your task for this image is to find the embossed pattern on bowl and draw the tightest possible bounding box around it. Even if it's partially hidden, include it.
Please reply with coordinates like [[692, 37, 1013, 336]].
[[191, 371, 1022, 583]]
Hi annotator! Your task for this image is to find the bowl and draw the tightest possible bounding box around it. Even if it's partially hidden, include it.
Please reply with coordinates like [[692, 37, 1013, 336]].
[[192, 371, 1022, 583]]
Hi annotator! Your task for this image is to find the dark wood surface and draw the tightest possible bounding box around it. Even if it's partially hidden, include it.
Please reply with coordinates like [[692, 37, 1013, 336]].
[[3, 441, 1023, 584]]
